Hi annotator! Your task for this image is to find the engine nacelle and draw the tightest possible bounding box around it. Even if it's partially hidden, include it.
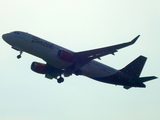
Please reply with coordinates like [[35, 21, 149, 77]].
[[57, 50, 74, 63], [31, 62, 47, 74]]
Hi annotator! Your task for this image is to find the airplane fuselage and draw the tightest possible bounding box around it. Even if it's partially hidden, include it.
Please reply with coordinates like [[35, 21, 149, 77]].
[[3, 31, 156, 89]]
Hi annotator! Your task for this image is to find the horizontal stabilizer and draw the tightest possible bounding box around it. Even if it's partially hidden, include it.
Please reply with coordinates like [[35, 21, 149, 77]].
[[139, 76, 158, 82], [123, 76, 157, 90]]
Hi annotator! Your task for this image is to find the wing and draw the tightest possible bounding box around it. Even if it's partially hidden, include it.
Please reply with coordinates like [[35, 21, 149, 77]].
[[74, 35, 140, 67]]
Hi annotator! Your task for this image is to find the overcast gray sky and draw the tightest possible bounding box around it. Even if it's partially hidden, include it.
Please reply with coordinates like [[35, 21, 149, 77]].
[[0, 0, 160, 120]]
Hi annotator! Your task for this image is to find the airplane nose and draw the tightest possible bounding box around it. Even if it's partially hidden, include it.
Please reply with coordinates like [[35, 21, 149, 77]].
[[2, 34, 5, 40], [2, 34, 7, 41], [2, 34, 10, 43]]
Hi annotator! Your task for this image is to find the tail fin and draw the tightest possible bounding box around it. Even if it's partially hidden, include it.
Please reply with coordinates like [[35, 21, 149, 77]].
[[120, 55, 147, 78], [121, 56, 157, 89]]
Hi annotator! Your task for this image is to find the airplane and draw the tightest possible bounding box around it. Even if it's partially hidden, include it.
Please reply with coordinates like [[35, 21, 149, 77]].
[[2, 31, 157, 89]]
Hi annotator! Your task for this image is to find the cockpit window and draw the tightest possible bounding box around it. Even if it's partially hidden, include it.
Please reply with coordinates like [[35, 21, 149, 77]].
[[13, 31, 20, 35]]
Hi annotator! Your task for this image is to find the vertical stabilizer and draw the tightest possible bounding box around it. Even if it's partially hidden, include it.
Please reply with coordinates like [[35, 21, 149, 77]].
[[120, 56, 147, 78]]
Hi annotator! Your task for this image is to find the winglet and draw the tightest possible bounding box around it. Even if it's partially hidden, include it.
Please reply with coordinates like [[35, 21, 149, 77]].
[[113, 35, 140, 50], [131, 35, 140, 44]]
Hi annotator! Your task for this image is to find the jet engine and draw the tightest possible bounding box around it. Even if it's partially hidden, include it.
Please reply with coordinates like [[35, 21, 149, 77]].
[[31, 62, 47, 74], [57, 50, 74, 63], [31, 62, 63, 80]]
